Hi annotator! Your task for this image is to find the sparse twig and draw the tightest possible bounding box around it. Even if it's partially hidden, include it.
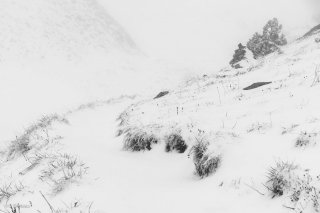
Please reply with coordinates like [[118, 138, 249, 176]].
[[244, 182, 265, 196], [88, 202, 94, 213], [282, 205, 295, 210], [311, 65, 320, 87], [216, 86, 221, 105], [40, 191, 55, 213]]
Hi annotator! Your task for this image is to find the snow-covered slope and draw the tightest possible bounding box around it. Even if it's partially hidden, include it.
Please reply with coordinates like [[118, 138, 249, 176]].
[[1, 27, 320, 212], [1, 4, 320, 212], [114, 31, 320, 212]]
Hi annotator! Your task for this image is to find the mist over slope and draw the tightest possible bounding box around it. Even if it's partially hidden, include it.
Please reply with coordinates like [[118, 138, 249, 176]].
[[0, 0, 180, 141], [98, 0, 316, 67]]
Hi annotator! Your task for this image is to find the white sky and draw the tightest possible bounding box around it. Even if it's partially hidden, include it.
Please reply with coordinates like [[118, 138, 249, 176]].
[[98, 0, 318, 67]]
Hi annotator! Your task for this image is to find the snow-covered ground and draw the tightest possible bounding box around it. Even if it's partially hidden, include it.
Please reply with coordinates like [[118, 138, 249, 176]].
[[1, 0, 320, 212], [1, 30, 320, 212]]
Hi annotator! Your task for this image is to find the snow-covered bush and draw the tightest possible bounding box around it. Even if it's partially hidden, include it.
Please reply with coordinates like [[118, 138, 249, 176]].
[[189, 139, 221, 178], [295, 131, 318, 147], [266, 161, 298, 197], [247, 18, 287, 59], [123, 128, 158, 151], [165, 133, 187, 153], [7, 114, 68, 160]]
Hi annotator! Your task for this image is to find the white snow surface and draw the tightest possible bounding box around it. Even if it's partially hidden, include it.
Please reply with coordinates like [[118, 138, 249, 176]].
[[1, 30, 320, 212]]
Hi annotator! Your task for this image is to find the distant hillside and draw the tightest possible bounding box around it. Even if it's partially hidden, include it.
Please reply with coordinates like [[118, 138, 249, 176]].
[[0, 0, 138, 61]]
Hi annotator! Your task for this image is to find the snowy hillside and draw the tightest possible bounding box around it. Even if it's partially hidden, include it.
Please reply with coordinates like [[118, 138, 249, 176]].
[[115, 30, 320, 212], [1, 23, 320, 213]]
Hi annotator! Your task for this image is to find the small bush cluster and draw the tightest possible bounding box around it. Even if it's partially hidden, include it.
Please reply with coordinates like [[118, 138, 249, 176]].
[[295, 131, 318, 147], [189, 139, 221, 178], [123, 129, 158, 152], [266, 161, 320, 212], [39, 154, 88, 194], [247, 18, 287, 59], [165, 133, 188, 153]]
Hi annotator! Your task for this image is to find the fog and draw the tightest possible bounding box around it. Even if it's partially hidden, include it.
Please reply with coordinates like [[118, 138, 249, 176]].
[[98, 0, 318, 69], [307, 0, 320, 21]]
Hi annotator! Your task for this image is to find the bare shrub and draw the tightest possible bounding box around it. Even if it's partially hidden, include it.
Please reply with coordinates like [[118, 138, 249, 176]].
[[189, 138, 221, 178], [0, 181, 24, 202], [247, 122, 271, 133], [39, 154, 88, 194], [123, 129, 158, 152], [165, 133, 187, 153]]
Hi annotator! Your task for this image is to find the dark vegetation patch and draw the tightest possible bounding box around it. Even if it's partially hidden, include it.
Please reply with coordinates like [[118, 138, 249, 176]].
[[165, 134, 188, 153], [123, 130, 158, 151], [189, 139, 221, 178], [243, 82, 272, 90]]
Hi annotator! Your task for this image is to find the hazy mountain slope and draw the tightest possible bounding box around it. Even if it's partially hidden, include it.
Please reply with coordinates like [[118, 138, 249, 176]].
[[0, 0, 188, 143], [0, 0, 137, 62]]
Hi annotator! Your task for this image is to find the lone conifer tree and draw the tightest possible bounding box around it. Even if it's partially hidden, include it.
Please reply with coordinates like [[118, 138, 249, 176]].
[[247, 18, 287, 59]]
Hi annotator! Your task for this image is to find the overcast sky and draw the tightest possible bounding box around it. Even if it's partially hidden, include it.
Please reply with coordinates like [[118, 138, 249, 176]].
[[99, 0, 319, 67]]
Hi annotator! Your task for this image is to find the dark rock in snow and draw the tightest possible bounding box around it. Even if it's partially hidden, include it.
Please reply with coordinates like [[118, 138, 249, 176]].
[[243, 82, 272, 90], [154, 91, 169, 99]]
